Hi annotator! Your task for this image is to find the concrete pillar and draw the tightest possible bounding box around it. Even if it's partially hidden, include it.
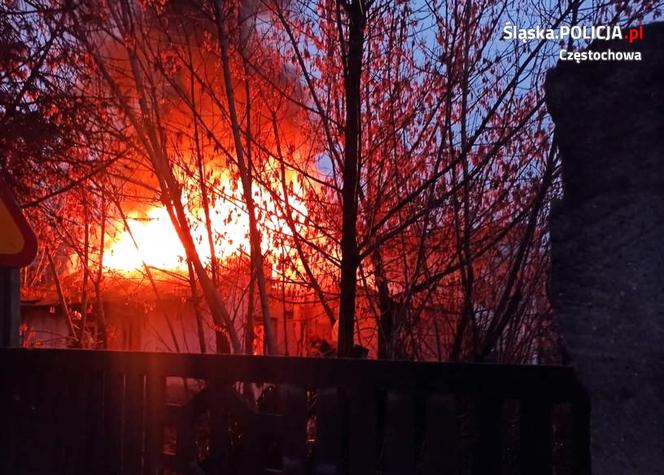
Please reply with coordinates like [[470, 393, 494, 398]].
[[545, 22, 664, 474]]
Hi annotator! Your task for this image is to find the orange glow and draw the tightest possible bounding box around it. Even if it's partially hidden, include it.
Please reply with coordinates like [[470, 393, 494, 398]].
[[103, 160, 308, 277], [104, 204, 248, 273]]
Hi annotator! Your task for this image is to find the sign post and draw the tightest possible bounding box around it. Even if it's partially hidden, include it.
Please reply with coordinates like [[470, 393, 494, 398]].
[[0, 180, 37, 347], [0, 269, 20, 347]]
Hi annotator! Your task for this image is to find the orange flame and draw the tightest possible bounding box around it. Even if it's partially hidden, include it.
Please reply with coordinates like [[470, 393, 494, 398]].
[[104, 160, 307, 278]]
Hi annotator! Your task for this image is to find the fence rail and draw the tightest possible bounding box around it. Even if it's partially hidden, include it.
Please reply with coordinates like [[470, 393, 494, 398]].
[[0, 349, 590, 474]]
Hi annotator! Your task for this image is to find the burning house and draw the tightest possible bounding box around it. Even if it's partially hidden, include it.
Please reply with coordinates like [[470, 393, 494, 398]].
[[20, 254, 339, 355]]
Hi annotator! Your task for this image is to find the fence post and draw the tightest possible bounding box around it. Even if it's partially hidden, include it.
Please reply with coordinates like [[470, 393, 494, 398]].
[[520, 398, 552, 474]]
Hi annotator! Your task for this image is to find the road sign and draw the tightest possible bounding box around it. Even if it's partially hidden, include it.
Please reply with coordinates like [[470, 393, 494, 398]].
[[0, 179, 37, 268], [0, 179, 37, 347]]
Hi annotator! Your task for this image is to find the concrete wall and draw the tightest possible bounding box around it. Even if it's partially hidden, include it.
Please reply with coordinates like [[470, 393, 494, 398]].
[[546, 22, 664, 474]]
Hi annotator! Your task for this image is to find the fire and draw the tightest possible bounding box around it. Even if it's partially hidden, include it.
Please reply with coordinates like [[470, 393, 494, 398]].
[[104, 207, 189, 272], [103, 160, 308, 277], [104, 204, 248, 273], [84, 4, 317, 281]]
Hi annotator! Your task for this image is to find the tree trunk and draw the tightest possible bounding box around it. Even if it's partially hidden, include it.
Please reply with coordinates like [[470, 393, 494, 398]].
[[337, 0, 366, 357], [372, 249, 394, 359], [95, 191, 107, 349], [213, 0, 278, 355]]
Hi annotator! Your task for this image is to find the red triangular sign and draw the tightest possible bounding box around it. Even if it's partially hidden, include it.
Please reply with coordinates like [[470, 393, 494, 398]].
[[0, 179, 37, 267]]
